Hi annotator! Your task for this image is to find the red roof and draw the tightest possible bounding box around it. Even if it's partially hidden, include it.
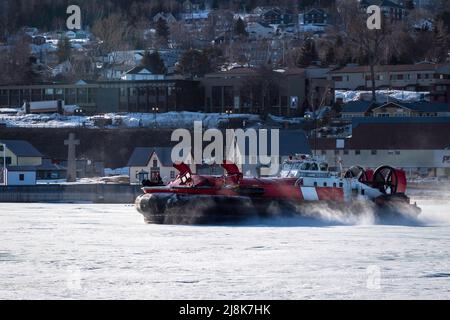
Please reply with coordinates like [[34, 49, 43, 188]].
[[331, 63, 442, 74]]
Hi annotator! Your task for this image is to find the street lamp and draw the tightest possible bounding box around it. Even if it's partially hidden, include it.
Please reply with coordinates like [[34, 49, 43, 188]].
[[152, 106, 159, 128], [1, 143, 6, 186], [225, 109, 233, 129]]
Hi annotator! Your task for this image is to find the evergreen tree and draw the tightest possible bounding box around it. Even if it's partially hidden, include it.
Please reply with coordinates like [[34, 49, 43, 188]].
[[56, 37, 72, 63], [325, 46, 335, 65], [297, 38, 318, 67], [432, 20, 450, 62], [141, 50, 167, 74], [404, 0, 415, 10], [234, 18, 247, 37], [155, 17, 170, 44], [176, 49, 212, 78]]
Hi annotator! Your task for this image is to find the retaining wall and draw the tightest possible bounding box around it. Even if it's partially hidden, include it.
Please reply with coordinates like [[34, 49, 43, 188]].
[[0, 184, 142, 203]]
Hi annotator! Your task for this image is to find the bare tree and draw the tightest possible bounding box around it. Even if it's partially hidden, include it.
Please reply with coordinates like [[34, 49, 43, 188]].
[[92, 13, 131, 62], [342, 1, 390, 101]]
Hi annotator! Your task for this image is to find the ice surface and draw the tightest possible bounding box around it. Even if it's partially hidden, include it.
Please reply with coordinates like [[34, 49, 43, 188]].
[[0, 196, 449, 299]]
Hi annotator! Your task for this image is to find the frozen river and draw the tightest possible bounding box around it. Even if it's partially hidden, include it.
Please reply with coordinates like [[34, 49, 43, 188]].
[[1, 196, 450, 299]]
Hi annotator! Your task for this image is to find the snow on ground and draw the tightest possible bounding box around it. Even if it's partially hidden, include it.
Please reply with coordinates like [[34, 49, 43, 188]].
[[104, 167, 129, 176], [0, 111, 263, 129], [335, 90, 429, 104], [0, 193, 449, 299], [36, 176, 130, 185]]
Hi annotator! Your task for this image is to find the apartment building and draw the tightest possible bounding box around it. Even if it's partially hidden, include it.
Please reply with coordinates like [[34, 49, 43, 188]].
[[329, 63, 444, 91]]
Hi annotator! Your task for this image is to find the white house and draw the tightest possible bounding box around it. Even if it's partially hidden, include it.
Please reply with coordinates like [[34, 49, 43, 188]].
[[127, 147, 194, 185], [153, 12, 177, 24], [3, 167, 37, 185], [121, 66, 165, 81], [0, 140, 43, 186]]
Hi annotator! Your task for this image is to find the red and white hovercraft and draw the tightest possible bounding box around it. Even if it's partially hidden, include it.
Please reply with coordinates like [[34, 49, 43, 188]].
[[135, 155, 421, 224]]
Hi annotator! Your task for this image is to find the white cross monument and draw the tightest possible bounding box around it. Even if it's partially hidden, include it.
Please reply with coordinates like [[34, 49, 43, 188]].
[[64, 133, 80, 182]]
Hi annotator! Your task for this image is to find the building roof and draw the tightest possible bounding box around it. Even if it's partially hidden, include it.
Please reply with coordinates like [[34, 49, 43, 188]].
[[377, 102, 450, 113], [360, 0, 405, 9], [36, 159, 66, 171], [123, 66, 153, 75], [304, 8, 326, 15], [331, 63, 441, 74], [127, 147, 175, 167], [342, 101, 376, 113], [6, 166, 37, 172], [244, 130, 311, 156], [314, 123, 450, 150], [351, 116, 450, 128], [0, 140, 43, 157]]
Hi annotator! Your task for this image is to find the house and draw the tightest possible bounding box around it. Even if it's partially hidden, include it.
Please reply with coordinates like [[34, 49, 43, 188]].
[[121, 66, 165, 81], [0, 140, 43, 166], [153, 12, 177, 24], [359, 0, 407, 22], [181, 11, 210, 23], [329, 63, 445, 91], [0, 140, 43, 185], [2, 167, 37, 185], [370, 102, 450, 117], [36, 159, 66, 180], [340, 101, 376, 118], [255, 7, 294, 25], [102, 49, 182, 77], [127, 147, 194, 185], [32, 35, 46, 45], [313, 122, 450, 178], [52, 60, 73, 77], [301, 8, 328, 25], [182, 0, 206, 13], [341, 101, 450, 118]]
